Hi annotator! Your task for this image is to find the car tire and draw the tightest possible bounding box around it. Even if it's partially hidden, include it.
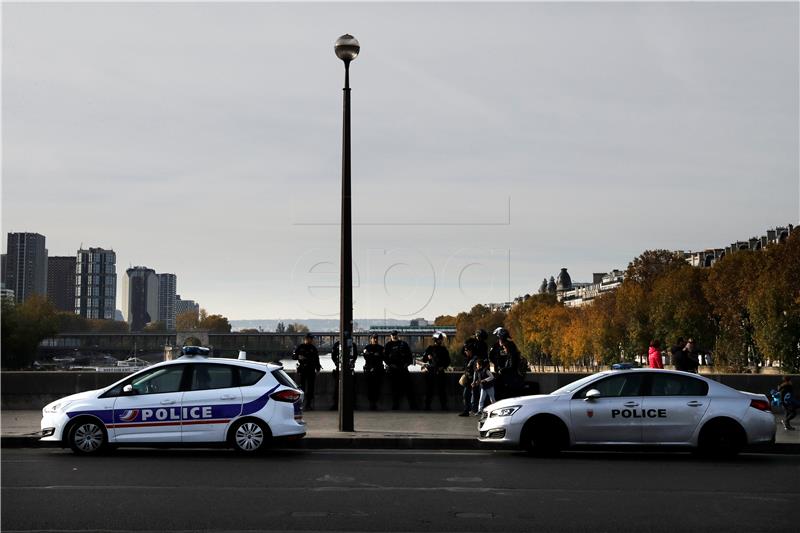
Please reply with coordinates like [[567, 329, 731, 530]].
[[522, 416, 567, 456], [697, 418, 745, 458], [67, 418, 108, 456], [230, 419, 271, 454]]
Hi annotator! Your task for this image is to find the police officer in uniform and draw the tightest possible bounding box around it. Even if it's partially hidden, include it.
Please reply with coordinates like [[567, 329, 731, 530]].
[[421, 332, 451, 411], [362, 334, 385, 410], [489, 327, 521, 400], [383, 330, 418, 410], [293, 333, 321, 410], [330, 340, 359, 410]]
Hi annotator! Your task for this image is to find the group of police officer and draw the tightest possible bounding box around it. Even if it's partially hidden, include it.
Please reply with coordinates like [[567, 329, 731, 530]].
[[292, 327, 524, 412]]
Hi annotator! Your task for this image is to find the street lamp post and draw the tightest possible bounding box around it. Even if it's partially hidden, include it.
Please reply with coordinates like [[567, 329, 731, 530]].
[[335, 34, 359, 432]]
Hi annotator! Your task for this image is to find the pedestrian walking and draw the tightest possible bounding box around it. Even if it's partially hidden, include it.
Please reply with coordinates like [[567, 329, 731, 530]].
[[362, 334, 385, 410], [778, 376, 798, 431], [293, 333, 321, 410], [472, 358, 495, 413], [384, 330, 418, 410], [421, 332, 451, 411], [330, 340, 359, 410], [458, 344, 479, 417], [648, 339, 664, 369]]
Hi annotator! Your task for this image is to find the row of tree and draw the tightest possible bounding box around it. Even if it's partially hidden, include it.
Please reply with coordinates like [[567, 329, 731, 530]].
[[436, 231, 799, 373]]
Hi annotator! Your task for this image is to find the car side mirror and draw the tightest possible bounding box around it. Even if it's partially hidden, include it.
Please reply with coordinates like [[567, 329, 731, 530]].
[[122, 384, 135, 395], [584, 389, 601, 401]]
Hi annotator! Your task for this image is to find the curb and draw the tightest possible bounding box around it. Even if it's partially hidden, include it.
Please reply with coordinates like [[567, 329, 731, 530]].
[[2, 435, 797, 454]]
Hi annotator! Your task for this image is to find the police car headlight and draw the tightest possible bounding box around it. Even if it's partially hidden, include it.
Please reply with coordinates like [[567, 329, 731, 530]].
[[43, 400, 73, 414], [489, 405, 521, 418]]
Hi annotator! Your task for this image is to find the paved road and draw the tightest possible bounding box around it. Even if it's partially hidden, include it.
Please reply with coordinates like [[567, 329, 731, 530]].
[[2, 448, 798, 532]]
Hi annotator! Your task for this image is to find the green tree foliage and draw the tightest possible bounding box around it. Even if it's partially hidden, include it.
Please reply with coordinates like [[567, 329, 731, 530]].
[[1, 296, 59, 369], [275, 322, 286, 333]]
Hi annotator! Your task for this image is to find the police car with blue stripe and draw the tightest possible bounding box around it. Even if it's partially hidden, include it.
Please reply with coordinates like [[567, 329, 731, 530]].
[[41, 347, 306, 455], [478, 369, 776, 456]]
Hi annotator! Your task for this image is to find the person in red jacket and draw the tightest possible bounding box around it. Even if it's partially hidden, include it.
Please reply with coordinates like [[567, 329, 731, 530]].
[[648, 339, 664, 369]]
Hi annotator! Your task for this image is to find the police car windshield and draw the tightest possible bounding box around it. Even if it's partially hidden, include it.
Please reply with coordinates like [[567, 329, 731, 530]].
[[551, 373, 609, 395]]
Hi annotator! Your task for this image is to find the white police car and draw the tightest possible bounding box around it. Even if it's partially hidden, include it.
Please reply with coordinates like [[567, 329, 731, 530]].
[[478, 369, 775, 456], [41, 349, 306, 455]]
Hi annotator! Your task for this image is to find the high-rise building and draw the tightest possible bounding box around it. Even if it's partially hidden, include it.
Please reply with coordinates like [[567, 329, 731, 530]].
[[48, 256, 77, 312], [75, 248, 117, 319], [175, 295, 200, 324], [122, 266, 159, 331], [158, 273, 177, 331], [4, 232, 48, 303]]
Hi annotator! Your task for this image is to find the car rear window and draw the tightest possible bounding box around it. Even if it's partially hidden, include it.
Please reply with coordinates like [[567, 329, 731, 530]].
[[272, 368, 298, 389], [239, 368, 266, 387]]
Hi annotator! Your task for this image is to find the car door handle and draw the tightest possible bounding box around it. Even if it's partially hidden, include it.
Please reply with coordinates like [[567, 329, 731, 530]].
[[687, 401, 704, 407], [160, 399, 176, 405], [220, 395, 237, 400], [624, 401, 639, 407]]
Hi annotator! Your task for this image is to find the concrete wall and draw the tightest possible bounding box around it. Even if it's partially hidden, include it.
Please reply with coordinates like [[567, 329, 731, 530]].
[[2, 371, 793, 411]]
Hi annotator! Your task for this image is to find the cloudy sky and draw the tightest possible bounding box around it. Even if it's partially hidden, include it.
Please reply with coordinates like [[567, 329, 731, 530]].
[[2, 1, 798, 321]]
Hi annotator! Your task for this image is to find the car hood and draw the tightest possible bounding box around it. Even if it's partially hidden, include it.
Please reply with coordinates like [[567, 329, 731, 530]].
[[488, 394, 552, 410], [44, 389, 102, 410]]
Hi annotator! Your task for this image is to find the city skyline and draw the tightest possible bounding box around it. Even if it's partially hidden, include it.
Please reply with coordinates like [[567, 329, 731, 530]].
[[3, 2, 798, 320]]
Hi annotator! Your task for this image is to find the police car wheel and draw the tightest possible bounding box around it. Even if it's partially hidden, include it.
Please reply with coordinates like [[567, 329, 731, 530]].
[[231, 419, 270, 453], [697, 418, 744, 457], [67, 418, 107, 455], [522, 416, 566, 455]]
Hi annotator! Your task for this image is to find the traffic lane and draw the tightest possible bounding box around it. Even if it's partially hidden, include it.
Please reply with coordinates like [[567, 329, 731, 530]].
[[3, 449, 799, 533]]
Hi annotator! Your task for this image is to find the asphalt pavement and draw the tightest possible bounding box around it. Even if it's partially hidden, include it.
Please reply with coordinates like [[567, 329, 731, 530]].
[[2, 448, 799, 532], [2, 409, 799, 451]]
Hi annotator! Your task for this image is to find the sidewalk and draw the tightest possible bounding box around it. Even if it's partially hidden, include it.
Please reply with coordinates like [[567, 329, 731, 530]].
[[2, 410, 798, 452]]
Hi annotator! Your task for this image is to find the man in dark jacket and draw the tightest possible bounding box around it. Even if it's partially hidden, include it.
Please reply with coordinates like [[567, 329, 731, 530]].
[[362, 334, 385, 410], [384, 330, 418, 410], [421, 332, 451, 411], [683, 338, 700, 373], [490, 327, 522, 400], [293, 333, 321, 410], [670, 338, 687, 371]]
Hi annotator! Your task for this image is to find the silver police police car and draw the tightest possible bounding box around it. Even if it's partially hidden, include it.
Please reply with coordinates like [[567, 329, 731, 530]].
[[41, 349, 306, 455], [478, 369, 775, 456]]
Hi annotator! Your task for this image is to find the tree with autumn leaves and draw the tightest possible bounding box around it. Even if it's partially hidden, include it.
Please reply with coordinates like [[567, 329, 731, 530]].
[[497, 233, 799, 372]]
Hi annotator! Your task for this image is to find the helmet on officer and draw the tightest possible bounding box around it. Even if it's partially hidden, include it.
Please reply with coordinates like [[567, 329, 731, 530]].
[[493, 327, 510, 340], [432, 331, 447, 343]]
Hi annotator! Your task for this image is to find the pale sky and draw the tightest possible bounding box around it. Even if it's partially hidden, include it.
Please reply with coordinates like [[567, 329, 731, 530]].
[[2, 1, 798, 320]]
